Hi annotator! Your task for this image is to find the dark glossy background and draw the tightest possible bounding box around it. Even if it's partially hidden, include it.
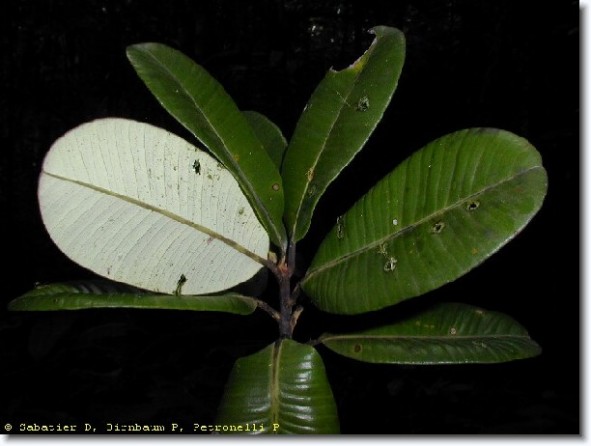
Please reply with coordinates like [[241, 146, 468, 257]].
[[0, 0, 579, 434]]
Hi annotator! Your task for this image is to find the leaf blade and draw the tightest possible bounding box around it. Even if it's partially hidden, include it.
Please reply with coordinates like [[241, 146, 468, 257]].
[[126, 43, 286, 248], [242, 111, 287, 169], [319, 303, 541, 364], [282, 26, 405, 241], [39, 118, 269, 295], [216, 339, 339, 434], [302, 128, 548, 314], [8, 282, 258, 315]]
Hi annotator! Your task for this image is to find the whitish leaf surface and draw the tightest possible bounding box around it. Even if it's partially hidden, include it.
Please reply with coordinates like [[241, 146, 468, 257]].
[[282, 26, 405, 242], [216, 339, 339, 434], [302, 129, 547, 314], [38, 118, 270, 295], [9, 281, 258, 315], [319, 303, 540, 364], [127, 44, 286, 248]]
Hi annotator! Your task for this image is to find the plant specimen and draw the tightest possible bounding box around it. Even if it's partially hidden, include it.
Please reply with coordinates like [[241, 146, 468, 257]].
[[9, 26, 547, 434]]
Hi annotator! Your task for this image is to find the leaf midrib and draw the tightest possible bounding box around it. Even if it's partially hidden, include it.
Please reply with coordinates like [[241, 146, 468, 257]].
[[304, 165, 542, 279], [44, 170, 269, 266], [270, 340, 282, 429]]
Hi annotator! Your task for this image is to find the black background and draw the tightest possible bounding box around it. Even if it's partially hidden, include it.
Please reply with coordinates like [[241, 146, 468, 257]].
[[0, 0, 579, 434]]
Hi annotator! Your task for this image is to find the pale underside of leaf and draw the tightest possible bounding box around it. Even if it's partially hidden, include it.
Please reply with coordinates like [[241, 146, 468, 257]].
[[302, 128, 548, 314], [319, 303, 541, 364], [216, 339, 340, 434], [282, 26, 406, 242], [8, 282, 258, 315], [126, 44, 286, 248], [39, 118, 269, 295]]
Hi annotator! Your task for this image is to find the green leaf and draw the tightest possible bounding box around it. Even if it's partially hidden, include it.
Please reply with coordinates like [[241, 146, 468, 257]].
[[243, 111, 287, 169], [302, 128, 547, 314], [282, 26, 405, 242], [319, 303, 541, 364], [216, 339, 339, 434], [39, 118, 270, 295], [127, 43, 286, 248], [8, 282, 258, 315]]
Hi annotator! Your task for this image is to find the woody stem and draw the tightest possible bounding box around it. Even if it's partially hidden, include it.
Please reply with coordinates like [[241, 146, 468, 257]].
[[277, 241, 297, 338]]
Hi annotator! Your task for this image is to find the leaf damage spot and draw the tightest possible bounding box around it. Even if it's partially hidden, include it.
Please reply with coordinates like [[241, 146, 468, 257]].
[[174, 274, 187, 295], [336, 215, 345, 240], [392, 218, 399, 226], [272, 183, 280, 191], [353, 344, 362, 353], [346, 45, 371, 73], [431, 221, 446, 234], [238, 207, 245, 216], [356, 95, 370, 112], [383, 256, 397, 272], [306, 167, 314, 182], [449, 327, 457, 335], [466, 200, 480, 211], [192, 160, 201, 175]]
